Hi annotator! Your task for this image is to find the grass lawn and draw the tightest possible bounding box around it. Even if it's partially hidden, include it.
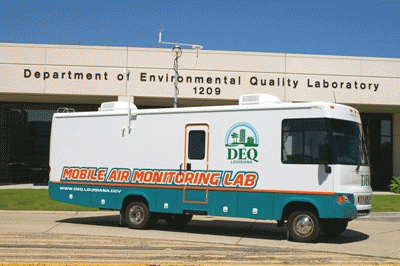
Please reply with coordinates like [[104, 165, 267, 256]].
[[0, 189, 99, 211], [0, 189, 398, 212], [371, 194, 400, 212]]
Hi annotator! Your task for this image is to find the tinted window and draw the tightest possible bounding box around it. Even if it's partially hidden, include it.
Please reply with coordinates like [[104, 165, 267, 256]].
[[188, 130, 206, 160], [282, 118, 368, 166]]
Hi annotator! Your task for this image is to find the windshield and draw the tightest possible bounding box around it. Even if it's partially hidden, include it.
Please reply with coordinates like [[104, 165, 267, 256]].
[[281, 118, 369, 166], [329, 119, 369, 166]]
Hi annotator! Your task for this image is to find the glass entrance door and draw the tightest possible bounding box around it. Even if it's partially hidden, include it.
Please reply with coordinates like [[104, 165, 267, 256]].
[[361, 114, 393, 191]]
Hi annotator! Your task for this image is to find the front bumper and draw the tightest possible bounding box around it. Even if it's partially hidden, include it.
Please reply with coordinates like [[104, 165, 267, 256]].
[[354, 193, 373, 217]]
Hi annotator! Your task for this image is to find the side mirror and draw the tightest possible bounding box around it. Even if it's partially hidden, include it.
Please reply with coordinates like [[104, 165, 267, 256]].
[[319, 144, 332, 173]]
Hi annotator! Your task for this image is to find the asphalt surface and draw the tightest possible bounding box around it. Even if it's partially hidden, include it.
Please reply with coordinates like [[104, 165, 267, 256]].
[[0, 211, 399, 265]]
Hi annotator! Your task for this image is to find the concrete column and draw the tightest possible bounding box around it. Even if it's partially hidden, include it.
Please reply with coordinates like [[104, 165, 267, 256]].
[[393, 113, 400, 177], [0, 107, 10, 183]]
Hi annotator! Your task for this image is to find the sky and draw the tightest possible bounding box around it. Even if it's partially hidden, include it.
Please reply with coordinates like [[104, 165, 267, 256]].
[[1, 0, 400, 58]]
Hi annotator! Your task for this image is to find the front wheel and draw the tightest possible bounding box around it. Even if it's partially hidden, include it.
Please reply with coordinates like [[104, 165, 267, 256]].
[[124, 202, 154, 229], [287, 211, 321, 243], [321, 219, 348, 238]]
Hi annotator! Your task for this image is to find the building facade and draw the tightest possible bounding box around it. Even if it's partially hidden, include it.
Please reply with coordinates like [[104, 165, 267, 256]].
[[1, 43, 399, 190]]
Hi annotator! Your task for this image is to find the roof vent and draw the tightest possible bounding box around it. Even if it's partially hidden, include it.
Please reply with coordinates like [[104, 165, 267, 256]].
[[99, 101, 137, 112], [239, 94, 282, 105]]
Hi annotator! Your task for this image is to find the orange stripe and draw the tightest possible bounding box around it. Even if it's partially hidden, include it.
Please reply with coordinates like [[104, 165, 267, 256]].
[[51, 181, 335, 196]]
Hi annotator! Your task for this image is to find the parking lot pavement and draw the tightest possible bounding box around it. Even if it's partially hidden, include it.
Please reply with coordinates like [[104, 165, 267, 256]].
[[0, 210, 399, 265], [1, 231, 398, 265]]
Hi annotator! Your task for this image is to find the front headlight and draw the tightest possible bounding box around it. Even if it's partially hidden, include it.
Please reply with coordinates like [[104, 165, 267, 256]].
[[337, 194, 351, 203]]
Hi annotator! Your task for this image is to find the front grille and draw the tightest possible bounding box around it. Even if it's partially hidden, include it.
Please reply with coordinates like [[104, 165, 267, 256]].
[[357, 195, 372, 205]]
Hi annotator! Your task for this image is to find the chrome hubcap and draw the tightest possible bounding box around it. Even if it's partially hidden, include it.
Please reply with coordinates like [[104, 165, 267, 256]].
[[129, 205, 144, 224], [293, 214, 314, 236]]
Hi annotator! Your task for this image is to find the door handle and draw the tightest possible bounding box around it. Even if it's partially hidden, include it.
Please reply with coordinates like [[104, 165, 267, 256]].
[[186, 163, 191, 171]]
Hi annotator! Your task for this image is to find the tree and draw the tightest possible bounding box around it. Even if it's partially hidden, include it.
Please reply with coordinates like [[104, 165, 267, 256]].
[[231, 132, 239, 143]]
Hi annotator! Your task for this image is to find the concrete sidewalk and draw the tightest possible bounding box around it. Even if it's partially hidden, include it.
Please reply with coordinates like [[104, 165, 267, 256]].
[[373, 191, 399, 195], [0, 183, 48, 189]]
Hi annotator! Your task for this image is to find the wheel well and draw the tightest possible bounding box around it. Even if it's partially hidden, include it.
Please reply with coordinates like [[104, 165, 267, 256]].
[[121, 195, 149, 212], [282, 201, 319, 221]]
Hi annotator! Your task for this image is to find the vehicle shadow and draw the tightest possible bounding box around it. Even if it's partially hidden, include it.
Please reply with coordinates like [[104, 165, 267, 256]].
[[58, 214, 369, 244]]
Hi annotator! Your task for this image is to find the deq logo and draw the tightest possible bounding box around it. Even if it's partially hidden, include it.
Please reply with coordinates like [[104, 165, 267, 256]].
[[225, 123, 259, 164]]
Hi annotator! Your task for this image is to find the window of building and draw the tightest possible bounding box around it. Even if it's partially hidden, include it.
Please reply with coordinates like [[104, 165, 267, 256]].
[[1, 102, 98, 184]]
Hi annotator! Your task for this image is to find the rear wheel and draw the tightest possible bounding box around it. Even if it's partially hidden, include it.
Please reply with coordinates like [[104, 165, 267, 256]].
[[165, 214, 193, 229], [287, 211, 321, 243], [124, 202, 154, 229], [321, 219, 348, 238]]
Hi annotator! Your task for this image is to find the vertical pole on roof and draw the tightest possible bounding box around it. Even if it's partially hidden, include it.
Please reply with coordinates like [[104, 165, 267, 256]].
[[173, 46, 182, 108], [158, 30, 203, 108]]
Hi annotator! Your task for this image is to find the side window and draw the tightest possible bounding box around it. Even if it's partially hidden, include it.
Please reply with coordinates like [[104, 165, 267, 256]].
[[188, 130, 206, 160], [282, 119, 328, 164], [282, 131, 304, 163]]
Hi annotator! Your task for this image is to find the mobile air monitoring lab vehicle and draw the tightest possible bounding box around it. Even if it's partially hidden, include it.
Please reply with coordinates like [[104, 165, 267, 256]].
[[49, 94, 372, 243]]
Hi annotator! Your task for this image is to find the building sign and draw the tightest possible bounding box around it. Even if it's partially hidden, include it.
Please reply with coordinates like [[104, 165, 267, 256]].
[[23, 69, 129, 82], [23, 69, 380, 92], [139, 71, 380, 95], [3, 43, 397, 105]]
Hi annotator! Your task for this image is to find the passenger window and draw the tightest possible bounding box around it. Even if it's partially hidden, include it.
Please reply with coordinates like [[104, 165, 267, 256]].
[[282, 119, 329, 164], [188, 130, 206, 160]]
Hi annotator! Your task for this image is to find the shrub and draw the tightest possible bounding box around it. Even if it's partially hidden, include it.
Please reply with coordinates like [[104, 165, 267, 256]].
[[389, 176, 400, 194]]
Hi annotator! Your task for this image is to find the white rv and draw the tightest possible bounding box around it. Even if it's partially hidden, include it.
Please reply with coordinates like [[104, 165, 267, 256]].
[[49, 94, 372, 242]]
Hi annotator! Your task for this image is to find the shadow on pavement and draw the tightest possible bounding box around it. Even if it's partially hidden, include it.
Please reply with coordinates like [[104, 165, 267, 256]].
[[58, 214, 369, 244]]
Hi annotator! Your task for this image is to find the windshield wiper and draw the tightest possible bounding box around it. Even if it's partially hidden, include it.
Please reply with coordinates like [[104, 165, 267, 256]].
[[356, 145, 363, 172], [356, 159, 361, 172]]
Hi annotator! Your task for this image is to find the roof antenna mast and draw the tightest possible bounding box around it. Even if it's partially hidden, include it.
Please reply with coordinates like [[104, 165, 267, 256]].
[[158, 29, 203, 108]]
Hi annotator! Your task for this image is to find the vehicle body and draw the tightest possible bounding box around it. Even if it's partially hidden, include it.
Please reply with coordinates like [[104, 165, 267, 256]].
[[49, 94, 372, 242]]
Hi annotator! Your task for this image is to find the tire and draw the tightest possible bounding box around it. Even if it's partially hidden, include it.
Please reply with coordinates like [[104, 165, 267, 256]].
[[287, 211, 321, 243], [165, 214, 193, 229], [321, 219, 348, 238], [124, 201, 154, 229]]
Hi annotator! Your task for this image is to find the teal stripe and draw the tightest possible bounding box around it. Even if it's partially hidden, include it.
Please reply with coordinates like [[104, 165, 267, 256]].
[[49, 182, 358, 220]]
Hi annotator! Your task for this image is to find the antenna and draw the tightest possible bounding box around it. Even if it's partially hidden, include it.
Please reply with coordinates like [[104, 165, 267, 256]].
[[158, 29, 203, 50], [158, 29, 162, 44], [158, 29, 203, 108]]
